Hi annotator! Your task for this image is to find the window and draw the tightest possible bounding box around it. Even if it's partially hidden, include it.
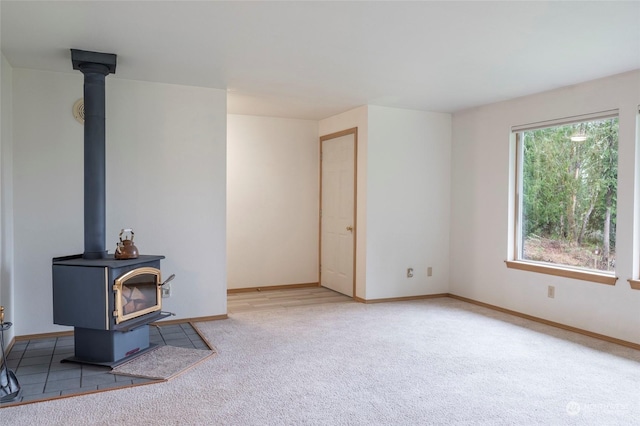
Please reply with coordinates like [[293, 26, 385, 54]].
[[508, 112, 619, 284]]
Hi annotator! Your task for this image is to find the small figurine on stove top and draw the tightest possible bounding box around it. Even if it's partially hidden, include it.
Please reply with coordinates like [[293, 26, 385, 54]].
[[115, 228, 139, 259]]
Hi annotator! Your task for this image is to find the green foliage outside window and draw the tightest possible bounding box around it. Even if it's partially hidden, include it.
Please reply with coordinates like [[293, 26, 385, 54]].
[[519, 117, 618, 272]]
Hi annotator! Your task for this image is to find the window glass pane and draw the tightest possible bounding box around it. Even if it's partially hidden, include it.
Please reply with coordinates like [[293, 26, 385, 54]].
[[518, 117, 618, 272]]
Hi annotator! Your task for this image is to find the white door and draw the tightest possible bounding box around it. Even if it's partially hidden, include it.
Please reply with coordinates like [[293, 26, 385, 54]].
[[320, 130, 356, 297]]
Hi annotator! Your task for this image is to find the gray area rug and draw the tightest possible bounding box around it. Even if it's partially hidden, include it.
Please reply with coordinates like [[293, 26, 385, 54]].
[[2, 298, 640, 425], [110, 345, 216, 380]]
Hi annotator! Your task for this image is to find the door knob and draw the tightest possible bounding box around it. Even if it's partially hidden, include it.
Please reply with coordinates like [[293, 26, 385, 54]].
[[346, 226, 353, 232]]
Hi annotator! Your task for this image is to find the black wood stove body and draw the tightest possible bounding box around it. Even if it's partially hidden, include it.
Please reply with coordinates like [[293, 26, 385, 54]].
[[51, 49, 170, 367], [53, 255, 169, 366]]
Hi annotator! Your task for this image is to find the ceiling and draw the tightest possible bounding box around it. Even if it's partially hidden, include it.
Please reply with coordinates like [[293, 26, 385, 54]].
[[1, 1, 639, 120]]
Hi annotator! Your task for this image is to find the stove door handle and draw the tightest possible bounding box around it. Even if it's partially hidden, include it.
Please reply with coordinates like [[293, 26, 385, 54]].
[[159, 274, 175, 287]]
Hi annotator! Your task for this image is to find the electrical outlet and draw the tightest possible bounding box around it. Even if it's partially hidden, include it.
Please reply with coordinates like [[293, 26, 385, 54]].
[[407, 268, 414, 278], [427, 267, 433, 277], [548, 285, 555, 299]]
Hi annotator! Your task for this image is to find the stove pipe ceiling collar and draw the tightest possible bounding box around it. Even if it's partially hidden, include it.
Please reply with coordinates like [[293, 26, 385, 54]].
[[70, 49, 117, 260]]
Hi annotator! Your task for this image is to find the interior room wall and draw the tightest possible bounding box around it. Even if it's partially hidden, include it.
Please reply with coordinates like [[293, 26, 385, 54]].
[[319, 106, 368, 299], [450, 70, 640, 344], [365, 106, 451, 299], [11, 68, 227, 335], [1, 54, 15, 345], [227, 114, 319, 289], [319, 105, 451, 300]]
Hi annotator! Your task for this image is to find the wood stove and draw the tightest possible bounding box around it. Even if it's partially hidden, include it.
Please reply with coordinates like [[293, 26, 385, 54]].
[[51, 49, 172, 367], [52, 255, 170, 365]]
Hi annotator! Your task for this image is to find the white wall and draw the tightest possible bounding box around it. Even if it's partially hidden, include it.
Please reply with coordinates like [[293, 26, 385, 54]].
[[1, 54, 15, 345], [451, 70, 640, 344], [319, 106, 368, 299], [319, 105, 451, 300], [12, 68, 227, 335], [366, 106, 451, 299], [227, 114, 319, 289]]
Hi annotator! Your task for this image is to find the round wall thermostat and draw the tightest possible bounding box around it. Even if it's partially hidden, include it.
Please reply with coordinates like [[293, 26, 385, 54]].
[[72, 98, 85, 124]]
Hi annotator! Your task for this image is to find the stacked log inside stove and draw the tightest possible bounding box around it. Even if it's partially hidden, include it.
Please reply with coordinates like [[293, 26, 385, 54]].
[[122, 284, 154, 315]]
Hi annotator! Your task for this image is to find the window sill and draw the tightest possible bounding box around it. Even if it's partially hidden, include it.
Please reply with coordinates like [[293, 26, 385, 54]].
[[628, 280, 640, 290], [505, 261, 617, 286]]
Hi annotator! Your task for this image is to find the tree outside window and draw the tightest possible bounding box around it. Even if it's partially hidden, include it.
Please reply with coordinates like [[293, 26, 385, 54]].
[[516, 116, 618, 273]]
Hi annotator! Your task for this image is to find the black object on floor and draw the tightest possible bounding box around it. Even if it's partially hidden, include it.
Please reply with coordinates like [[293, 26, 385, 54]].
[[1, 319, 21, 402]]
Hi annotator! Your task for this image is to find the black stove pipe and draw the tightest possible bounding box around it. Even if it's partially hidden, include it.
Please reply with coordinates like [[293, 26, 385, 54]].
[[71, 49, 117, 260]]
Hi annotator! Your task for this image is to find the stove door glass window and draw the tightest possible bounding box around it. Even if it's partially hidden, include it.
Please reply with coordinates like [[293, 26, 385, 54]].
[[114, 267, 161, 324]]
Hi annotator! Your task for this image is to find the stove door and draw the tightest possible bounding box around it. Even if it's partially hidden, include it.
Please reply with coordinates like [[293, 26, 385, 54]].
[[113, 267, 162, 324]]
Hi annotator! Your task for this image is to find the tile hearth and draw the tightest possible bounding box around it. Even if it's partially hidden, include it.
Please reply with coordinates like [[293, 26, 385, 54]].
[[1, 323, 208, 406]]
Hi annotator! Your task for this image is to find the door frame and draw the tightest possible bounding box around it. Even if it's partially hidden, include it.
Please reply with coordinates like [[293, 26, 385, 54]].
[[319, 127, 358, 298]]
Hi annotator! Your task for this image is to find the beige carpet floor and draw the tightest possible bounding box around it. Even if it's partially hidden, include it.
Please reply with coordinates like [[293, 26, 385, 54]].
[[110, 345, 216, 380], [2, 298, 639, 425]]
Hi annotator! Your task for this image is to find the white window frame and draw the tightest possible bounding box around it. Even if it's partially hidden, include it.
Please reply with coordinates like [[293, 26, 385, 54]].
[[506, 110, 619, 286], [628, 105, 640, 291]]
